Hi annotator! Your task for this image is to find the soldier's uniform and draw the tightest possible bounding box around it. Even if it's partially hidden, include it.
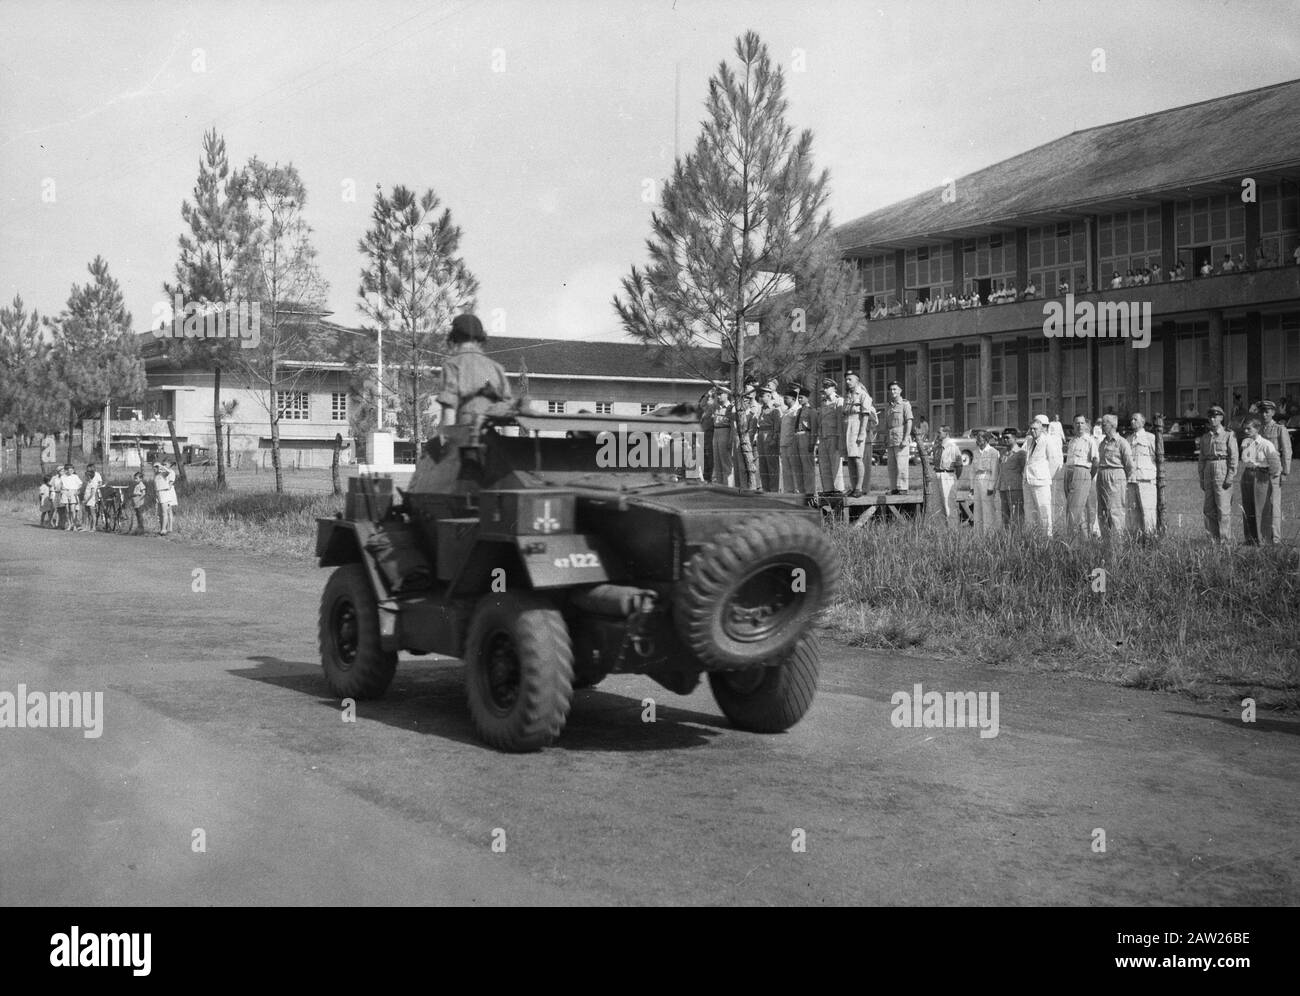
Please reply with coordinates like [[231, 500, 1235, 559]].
[[1258, 401, 1292, 544], [437, 340, 512, 427], [1063, 432, 1099, 535], [711, 393, 735, 487], [736, 393, 761, 491], [842, 381, 876, 495], [997, 443, 1026, 526], [814, 394, 845, 492], [1095, 432, 1134, 536], [883, 397, 914, 492], [1198, 406, 1238, 542], [970, 442, 1000, 532], [757, 397, 781, 492], [794, 396, 815, 494], [1126, 426, 1158, 536], [778, 396, 798, 493], [1239, 431, 1283, 545]]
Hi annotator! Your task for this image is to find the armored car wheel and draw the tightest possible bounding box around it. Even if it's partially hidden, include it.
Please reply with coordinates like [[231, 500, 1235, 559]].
[[318, 563, 397, 699], [464, 592, 574, 752], [708, 632, 820, 733], [674, 514, 840, 668]]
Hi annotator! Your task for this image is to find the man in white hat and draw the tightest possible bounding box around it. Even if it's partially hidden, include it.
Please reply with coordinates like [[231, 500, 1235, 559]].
[[1022, 414, 1062, 536]]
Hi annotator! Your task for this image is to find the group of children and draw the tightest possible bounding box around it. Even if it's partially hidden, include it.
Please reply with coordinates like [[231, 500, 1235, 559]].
[[38, 460, 178, 535]]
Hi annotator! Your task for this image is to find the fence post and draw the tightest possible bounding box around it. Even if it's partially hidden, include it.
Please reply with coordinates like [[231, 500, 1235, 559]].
[[1154, 412, 1166, 535]]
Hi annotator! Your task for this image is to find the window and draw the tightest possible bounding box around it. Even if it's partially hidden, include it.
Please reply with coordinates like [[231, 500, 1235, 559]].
[[276, 391, 309, 421], [1097, 339, 1127, 416], [594, 402, 613, 415], [963, 349, 979, 431], [1174, 323, 1211, 415], [330, 392, 348, 421], [1030, 220, 1088, 295], [1098, 209, 1163, 281], [1260, 183, 1300, 266], [547, 400, 567, 414], [1026, 340, 1050, 416], [1175, 195, 1246, 270], [857, 253, 897, 309], [1137, 339, 1163, 419], [991, 343, 1019, 427], [1262, 313, 1300, 406], [640, 403, 658, 414], [929, 347, 956, 431], [904, 243, 954, 300], [1060, 343, 1089, 421]]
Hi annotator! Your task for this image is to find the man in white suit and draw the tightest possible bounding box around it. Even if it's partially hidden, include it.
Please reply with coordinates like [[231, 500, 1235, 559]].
[[1022, 414, 1063, 536]]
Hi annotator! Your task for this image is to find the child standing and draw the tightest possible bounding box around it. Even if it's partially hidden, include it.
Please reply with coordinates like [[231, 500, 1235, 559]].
[[82, 462, 102, 531], [153, 461, 176, 535], [130, 471, 147, 535], [61, 465, 83, 530], [38, 476, 54, 527]]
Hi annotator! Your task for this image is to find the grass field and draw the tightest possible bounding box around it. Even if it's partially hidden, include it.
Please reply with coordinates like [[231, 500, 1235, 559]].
[[4, 454, 1296, 706]]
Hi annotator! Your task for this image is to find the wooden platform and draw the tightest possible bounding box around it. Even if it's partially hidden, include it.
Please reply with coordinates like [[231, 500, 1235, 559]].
[[812, 491, 979, 527]]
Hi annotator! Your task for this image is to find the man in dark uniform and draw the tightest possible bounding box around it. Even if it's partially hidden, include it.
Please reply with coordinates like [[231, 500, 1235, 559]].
[[736, 381, 761, 491], [700, 388, 716, 483], [711, 385, 735, 487], [1198, 404, 1238, 544], [757, 385, 781, 492], [437, 313, 512, 430], [794, 385, 815, 495]]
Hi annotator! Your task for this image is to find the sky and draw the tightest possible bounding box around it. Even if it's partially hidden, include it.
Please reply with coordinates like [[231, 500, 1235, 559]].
[[2, 0, 1298, 343]]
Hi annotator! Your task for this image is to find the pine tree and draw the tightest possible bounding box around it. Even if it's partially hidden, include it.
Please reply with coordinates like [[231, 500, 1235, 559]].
[[234, 157, 329, 494], [614, 31, 864, 391], [0, 295, 64, 475], [355, 185, 479, 451], [163, 129, 257, 488], [49, 257, 146, 466]]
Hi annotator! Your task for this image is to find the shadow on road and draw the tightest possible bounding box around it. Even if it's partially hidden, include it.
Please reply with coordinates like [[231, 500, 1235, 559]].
[[1167, 710, 1300, 736], [235, 655, 732, 752]]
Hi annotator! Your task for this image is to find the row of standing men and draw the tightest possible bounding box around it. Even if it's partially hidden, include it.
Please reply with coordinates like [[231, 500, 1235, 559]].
[[700, 376, 919, 497]]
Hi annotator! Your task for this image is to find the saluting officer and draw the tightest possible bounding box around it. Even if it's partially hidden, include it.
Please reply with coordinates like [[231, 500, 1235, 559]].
[[1198, 404, 1238, 544], [813, 378, 845, 493], [757, 385, 781, 492], [711, 385, 735, 487], [794, 385, 816, 495], [1257, 399, 1292, 544], [842, 371, 875, 498]]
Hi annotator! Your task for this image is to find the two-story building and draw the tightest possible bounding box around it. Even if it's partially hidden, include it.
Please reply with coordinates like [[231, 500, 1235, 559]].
[[831, 77, 1300, 431]]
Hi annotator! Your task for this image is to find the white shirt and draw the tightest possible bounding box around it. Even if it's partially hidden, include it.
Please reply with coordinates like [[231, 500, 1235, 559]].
[[1022, 432, 1062, 486], [62, 474, 82, 501]]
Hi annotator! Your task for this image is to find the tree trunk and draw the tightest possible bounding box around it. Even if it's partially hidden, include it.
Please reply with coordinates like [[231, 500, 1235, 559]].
[[226, 424, 232, 468], [331, 432, 342, 496], [1154, 412, 1166, 535], [167, 419, 187, 483], [102, 399, 110, 476], [213, 363, 226, 489], [271, 358, 283, 493], [66, 405, 75, 465], [14, 436, 22, 477]]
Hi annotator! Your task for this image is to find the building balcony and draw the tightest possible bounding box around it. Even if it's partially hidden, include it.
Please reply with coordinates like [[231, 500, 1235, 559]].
[[860, 265, 1300, 348]]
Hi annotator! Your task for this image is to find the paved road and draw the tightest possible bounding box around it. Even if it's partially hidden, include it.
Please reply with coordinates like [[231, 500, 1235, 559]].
[[1, 515, 1296, 905]]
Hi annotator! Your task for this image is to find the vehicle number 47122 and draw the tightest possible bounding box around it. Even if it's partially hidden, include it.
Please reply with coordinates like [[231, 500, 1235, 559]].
[[554, 553, 600, 568]]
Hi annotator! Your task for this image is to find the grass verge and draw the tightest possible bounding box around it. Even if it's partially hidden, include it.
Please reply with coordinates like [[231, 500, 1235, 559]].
[[825, 521, 1299, 708]]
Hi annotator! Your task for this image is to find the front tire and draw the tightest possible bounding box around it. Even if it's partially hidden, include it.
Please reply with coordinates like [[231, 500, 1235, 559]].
[[318, 563, 397, 699], [674, 514, 839, 669], [708, 632, 820, 733], [464, 592, 574, 752]]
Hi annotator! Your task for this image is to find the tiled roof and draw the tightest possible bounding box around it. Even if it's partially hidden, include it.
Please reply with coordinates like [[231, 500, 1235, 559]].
[[836, 78, 1300, 253]]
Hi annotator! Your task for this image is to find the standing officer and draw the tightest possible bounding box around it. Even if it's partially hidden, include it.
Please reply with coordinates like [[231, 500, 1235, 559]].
[[778, 386, 799, 493], [699, 388, 716, 484], [882, 380, 914, 494], [437, 313, 512, 430], [1126, 413, 1158, 537], [933, 425, 963, 525], [794, 385, 816, 494], [1022, 414, 1063, 535], [711, 386, 735, 487], [1198, 404, 1238, 544], [1063, 414, 1099, 537], [1257, 399, 1292, 544], [1238, 417, 1283, 545], [842, 371, 875, 498], [1095, 413, 1135, 540], [757, 386, 781, 492], [969, 430, 1000, 532], [996, 429, 1026, 526], [736, 381, 761, 490], [814, 378, 845, 493]]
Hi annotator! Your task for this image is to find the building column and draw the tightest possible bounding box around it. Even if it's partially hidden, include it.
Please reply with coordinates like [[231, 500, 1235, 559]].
[[1124, 337, 1140, 420], [856, 347, 870, 385], [1245, 312, 1262, 404], [1207, 309, 1225, 408], [1244, 193, 1261, 263], [1048, 335, 1063, 418], [1088, 338, 1100, 418], [1016, 336, 1030, 425], [895, 348, 907, 392], [979, 334, 993, 426], [1085, 215, 1098, 292], [1015, 228, 1028, 293], [914, 341, 931, 417], [952, 344, 967, 431], [894, 250, 907, 309], [1161, 321, 1178, 419], [951, 239, 964, 296]]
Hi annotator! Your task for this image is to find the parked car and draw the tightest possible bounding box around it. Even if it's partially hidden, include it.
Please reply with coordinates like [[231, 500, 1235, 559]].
[[1162, 417, 1210, 460], [951, 426, 1025, 465], [871, 437, 919, 466]]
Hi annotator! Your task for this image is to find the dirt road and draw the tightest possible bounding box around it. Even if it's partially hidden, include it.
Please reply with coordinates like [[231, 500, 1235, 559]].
[[1, 515, 1296, 905]]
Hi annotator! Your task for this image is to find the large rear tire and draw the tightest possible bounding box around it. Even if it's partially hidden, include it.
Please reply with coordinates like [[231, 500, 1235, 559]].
[[708, 632, 820, 733], [318, 563, 397, 699], [674, 514, 839, 669], [464, 592, 574, 752]]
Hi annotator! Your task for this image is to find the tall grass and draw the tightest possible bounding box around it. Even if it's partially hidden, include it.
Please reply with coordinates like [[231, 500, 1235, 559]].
[[826, 520, 1299, 706]]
